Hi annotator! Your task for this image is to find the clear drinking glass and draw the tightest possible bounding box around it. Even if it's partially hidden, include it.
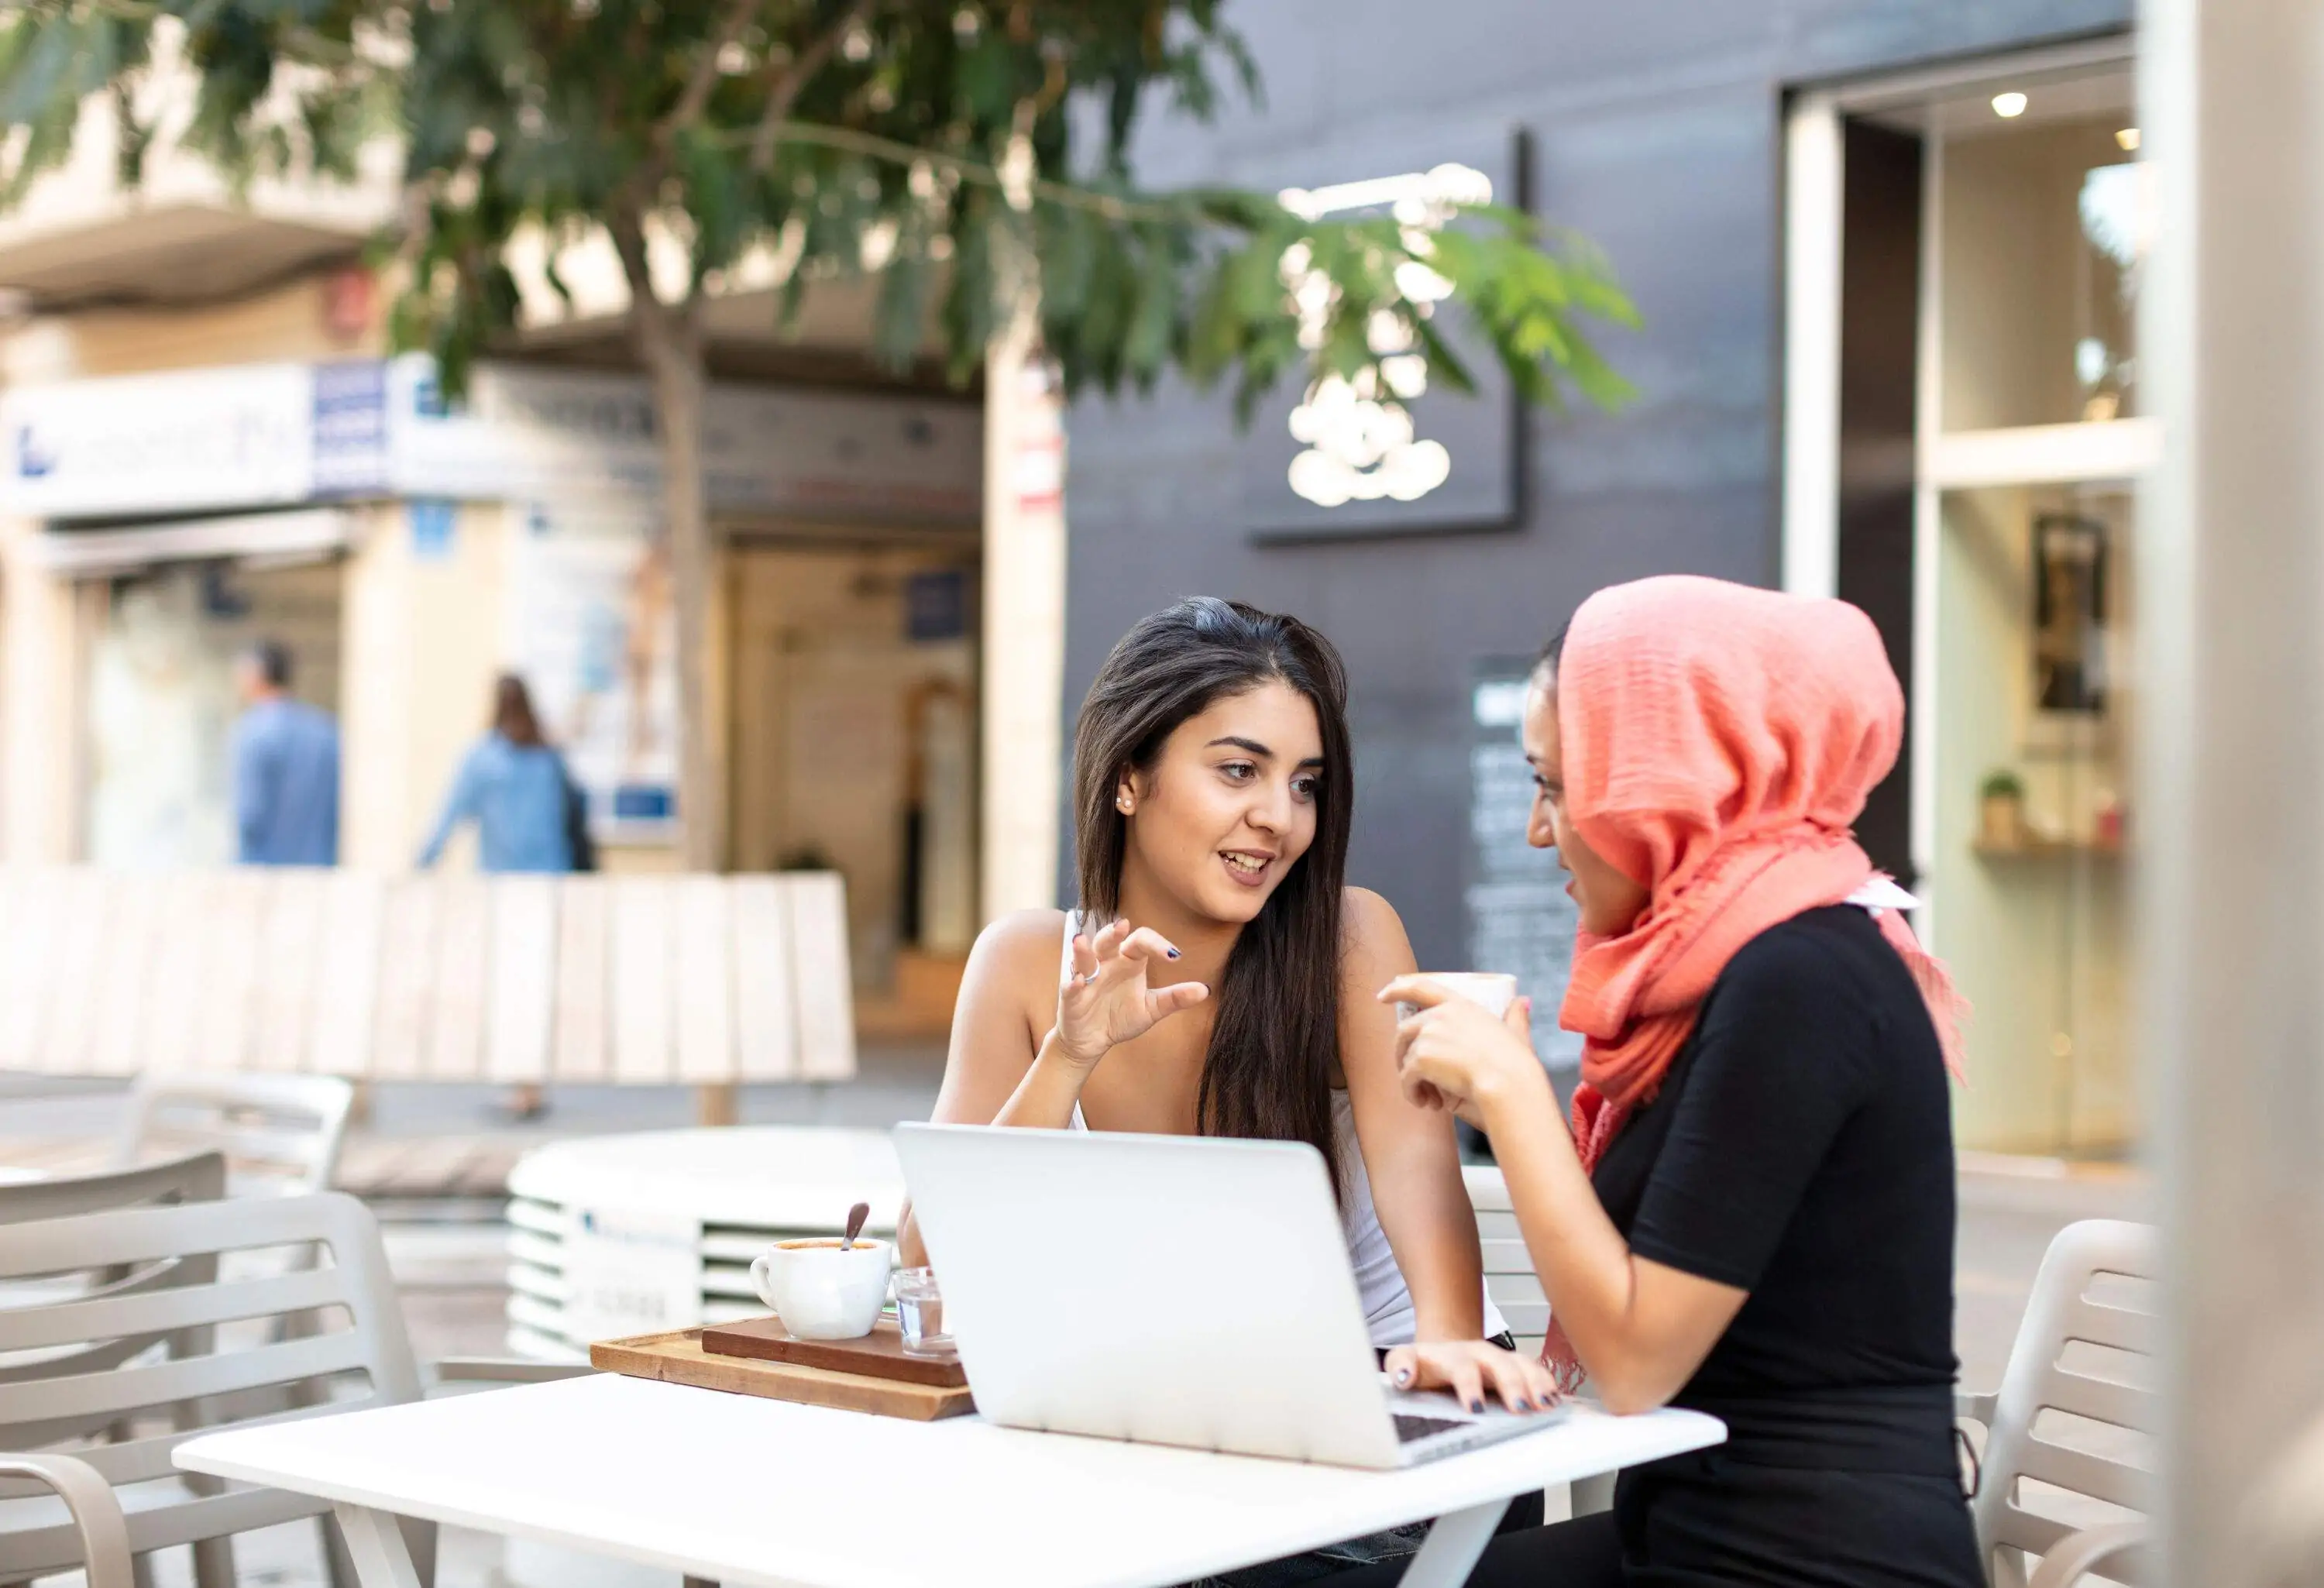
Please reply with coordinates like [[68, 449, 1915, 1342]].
[[892, 1267, 954, 1358]]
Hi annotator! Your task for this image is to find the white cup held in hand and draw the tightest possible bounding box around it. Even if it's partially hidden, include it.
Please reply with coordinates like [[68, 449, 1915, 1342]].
[[1395, 971, 1519, 1023], [748, 1237, 892, 1340]]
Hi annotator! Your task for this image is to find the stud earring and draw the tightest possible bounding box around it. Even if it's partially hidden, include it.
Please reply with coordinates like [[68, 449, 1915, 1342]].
[[1117, 796, 1133, 814]]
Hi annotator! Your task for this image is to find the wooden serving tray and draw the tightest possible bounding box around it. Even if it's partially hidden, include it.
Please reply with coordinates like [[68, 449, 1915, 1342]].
[[700, 1316, 967, 1389], [590, 1328, 975, 1421]]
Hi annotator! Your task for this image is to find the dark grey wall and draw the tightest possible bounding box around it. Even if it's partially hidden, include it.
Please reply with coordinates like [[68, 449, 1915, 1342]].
[[1059, 0, 2133, 966]]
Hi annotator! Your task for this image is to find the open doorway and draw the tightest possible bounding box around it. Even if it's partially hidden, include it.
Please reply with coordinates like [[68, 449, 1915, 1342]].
[[725, 534, 979, 1040], [84, 557, 344, 868], [1786, 38, 2146, 1156]]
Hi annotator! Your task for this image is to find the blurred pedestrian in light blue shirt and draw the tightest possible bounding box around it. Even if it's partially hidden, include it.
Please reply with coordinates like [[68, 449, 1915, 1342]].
[[232, 641, 340, 867], [420, 673, 588, 1122], [417, 675, 586, 875]]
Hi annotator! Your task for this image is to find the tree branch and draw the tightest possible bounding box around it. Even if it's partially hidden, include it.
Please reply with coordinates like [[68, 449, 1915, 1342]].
[[748, 0, 880, 174], [607, 193, 691, 349], [741, 118, 1191, 225], [655, 0, 763, 153]]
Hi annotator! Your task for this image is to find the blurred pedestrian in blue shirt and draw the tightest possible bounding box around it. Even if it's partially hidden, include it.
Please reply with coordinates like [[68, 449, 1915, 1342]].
[[418, 675, 586, 874], [232, 641, 340, 867]]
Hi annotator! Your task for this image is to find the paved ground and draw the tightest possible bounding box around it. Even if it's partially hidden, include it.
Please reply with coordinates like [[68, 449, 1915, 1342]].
[[2, 1061, 2146, 1587]]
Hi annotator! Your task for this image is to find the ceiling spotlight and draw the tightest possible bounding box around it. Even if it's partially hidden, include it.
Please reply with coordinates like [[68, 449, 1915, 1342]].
[[1992, 91, 2029, 119], [2116, 126, 2142, 152]]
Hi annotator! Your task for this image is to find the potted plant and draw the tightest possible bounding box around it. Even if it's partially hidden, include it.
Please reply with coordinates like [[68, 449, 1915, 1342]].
[[1979, 770, 2028, 849]]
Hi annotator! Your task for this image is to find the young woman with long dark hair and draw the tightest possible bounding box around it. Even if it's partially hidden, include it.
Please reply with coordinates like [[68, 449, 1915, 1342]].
[[900, 598, 1555, 1572]]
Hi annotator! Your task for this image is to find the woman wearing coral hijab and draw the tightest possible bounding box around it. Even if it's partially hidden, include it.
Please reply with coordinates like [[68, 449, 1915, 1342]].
[[1356, 576, 1982, 1586]]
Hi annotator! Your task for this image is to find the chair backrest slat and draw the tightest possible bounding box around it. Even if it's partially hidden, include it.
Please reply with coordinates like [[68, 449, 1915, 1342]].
[[2063, 1294, 2153, 1356], [2, 1328, 373, 1433], [2037, 1363, 2157, 1436], [2, 1265, 346, 1355], [0, 1152, 225, 1228]]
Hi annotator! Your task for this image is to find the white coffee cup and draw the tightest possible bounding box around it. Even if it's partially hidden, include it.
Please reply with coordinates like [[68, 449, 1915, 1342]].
[[1395, 971, 1520, 1022], [748, 1237, 892, 1340]]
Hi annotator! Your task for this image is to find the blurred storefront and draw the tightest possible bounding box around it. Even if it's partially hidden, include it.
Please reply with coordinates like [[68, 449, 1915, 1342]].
[[1785, 39, 2147, 1155], [0, 345, 983, 1029]]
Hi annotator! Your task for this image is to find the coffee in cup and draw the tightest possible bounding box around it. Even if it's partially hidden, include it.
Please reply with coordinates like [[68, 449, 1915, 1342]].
[[749, 1236, 892, 1340], [1395, 971, 1519, 1022]]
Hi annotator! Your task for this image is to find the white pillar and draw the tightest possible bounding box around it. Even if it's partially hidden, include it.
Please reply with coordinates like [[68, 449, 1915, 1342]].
[[0, 524, 84, 864], [2139, 0, 2324, 1580], [1780, 93, 1844, 601], [978, 318, 1068, 923]]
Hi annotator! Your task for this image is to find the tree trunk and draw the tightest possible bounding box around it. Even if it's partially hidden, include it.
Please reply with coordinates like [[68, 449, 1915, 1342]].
[[614, 205, 724, 875], [638, 326, 723, 874]]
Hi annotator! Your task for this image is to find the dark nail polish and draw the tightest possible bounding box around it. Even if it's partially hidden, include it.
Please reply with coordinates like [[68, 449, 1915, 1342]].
[[1468, 1399, 1483, 1415], [1167, 947, 1181, 959]]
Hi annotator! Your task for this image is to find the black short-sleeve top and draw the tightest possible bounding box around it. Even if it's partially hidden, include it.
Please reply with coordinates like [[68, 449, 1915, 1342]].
[[1590, 904, 1961, 1471]]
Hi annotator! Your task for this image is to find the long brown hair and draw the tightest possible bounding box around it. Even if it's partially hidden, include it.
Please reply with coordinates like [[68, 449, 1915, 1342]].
[[1072, 597, 1353, 1190], [493, 674, 545, 747]]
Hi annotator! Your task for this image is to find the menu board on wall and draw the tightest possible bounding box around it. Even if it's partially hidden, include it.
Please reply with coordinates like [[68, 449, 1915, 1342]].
[[1466, 664, 1582, 1074]]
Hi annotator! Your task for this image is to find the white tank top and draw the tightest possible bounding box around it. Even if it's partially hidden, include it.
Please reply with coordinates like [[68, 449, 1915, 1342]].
[[1061, 913, 1508, 1347]]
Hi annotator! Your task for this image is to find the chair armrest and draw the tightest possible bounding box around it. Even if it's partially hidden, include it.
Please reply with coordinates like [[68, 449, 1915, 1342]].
[[429, 1356, 596, 1387], [1955, 1390, 1998, 1428], [0, 1451, 133, 1588], [2027, 1521, 2150, 1588]]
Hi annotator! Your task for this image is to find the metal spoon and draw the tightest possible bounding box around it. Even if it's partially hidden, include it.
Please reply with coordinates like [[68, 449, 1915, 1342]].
[[841, 1201, 870, 1251]]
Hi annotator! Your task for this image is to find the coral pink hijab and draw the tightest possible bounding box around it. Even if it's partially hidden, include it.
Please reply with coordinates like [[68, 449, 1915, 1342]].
[[1538, 576, 1965, 1390]]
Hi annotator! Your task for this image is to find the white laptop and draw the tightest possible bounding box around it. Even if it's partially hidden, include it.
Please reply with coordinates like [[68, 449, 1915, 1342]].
[[893, 1122, 1558, 1469]]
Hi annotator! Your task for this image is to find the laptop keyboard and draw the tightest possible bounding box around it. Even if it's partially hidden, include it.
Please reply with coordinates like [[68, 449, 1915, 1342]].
[[1392, 1413, 1473, 1444]]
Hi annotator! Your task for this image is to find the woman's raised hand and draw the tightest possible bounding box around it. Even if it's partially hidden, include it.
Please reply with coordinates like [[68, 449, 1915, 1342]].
[[1054, 916, 1211, 1068]]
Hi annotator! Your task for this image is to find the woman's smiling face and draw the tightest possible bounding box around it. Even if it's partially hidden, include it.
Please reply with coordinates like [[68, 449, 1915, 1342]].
[[1117, 680, 1323, 926], [1524, 671, 1650, 937]]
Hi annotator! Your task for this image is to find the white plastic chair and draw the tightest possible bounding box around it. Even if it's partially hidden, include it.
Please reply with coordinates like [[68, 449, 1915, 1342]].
[[115, 1073, 355, 1195], [1957, 1218, 2157, 1588], [0, 1191, 427, 1585], [0, 1185, 588, 1588]]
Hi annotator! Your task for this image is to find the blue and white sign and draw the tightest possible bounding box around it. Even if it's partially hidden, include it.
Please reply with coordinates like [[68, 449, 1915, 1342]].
[[0, 354, 982, 524], [4, 362, 317, 518]]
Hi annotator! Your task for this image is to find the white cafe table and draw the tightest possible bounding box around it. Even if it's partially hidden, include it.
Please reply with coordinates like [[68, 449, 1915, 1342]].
[[175, 1372, 1722, 1588]]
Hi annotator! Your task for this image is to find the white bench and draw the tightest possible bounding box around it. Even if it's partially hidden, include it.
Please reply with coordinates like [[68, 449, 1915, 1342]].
[[0, 868, 855, 1089]]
